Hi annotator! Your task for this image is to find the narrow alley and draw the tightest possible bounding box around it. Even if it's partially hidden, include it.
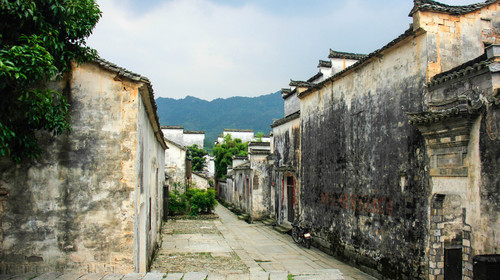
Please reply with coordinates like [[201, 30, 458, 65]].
[[150, 204, 376, 280]]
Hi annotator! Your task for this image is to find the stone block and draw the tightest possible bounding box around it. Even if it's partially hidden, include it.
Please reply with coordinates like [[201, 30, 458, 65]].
[[249, 271, 269, 280], [33, 272, 64, 280], [164, 273, 183, 280], [206, 273, 226, 280], [142, 273, 166, 280], [79, 273, 107, 280], [269, 271, 289, 280], [122, 273, 145, 280], [57, 273, 86, 280], [102, 274, 125, 280], [182, 272, 207, 280]]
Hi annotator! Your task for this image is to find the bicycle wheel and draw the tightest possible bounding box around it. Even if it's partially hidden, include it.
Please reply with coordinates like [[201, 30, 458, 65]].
[[292, 227, 301, 243]]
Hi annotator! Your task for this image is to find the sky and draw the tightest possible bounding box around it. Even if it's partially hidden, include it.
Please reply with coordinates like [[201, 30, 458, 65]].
[[87, 0, 481, 101]]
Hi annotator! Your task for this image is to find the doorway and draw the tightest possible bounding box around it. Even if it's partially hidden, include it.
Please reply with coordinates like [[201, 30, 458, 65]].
[[286, 176, 295, 223]]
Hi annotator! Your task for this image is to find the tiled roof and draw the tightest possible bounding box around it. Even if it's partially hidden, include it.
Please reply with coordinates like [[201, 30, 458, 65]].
[[410, 0, 499, 16], [184, 130, 205, 134], [328, 49, 367, 60], [250, 149, 271, 155], [271, 111, 300, 128], [233, 162, 251, 170], [161, 125, 184, 129], [233, 155, 249, 160], [281, 88, 293, 99], [428, 53, 492, 86], [299, 27, 425, 99], [248, 141, 270, 147], [318, 60, 332, 68], [96, 58, 150, 83], [164, 138, 187, 151], [289, 80, 313, 88], [407, 104, 481, 125], [95, 57, 167, 150], [307, 72, 324, 83], [224, 129, 254, 132]]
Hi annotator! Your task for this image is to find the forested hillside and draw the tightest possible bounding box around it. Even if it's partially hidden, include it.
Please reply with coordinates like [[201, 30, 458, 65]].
[[156, 91, 284, 150]]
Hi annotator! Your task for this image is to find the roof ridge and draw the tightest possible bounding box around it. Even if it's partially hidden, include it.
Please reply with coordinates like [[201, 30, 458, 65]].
[[328, 49, 367, 60], [410, 0, 499, 16]]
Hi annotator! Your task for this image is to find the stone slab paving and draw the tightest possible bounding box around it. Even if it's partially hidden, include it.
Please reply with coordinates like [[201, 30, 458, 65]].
[[1, 205, 376, 280]]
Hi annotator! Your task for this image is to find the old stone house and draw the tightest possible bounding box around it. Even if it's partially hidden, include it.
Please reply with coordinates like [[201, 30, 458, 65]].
[[161, 126, 212, 191], [264, 0, 500, 279], [163, 137, 189, 192], [161, 126, 205, 149], [218, 142, 272, 220], [0, 59, 167, 274]]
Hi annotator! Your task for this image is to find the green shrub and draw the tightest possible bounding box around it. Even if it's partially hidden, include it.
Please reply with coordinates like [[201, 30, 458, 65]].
[[168, 188, 217, 216], [187, 188, 217, 216], [168, 190, 188, 215]]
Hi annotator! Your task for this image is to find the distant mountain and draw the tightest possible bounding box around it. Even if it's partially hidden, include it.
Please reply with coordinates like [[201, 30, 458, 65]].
[[156, 92, 284, 150]]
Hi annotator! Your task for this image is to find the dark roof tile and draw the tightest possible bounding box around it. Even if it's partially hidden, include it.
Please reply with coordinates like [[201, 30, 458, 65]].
[[410, 0, 499, 16], [328, 49, 367, 60]]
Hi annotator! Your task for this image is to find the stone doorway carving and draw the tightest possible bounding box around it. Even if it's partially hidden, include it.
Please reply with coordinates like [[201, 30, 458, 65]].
[[430, 194, 473, 280]]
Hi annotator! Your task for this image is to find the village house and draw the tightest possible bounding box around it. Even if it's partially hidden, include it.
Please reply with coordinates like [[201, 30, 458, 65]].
[[216, 129, 271, 144], [161, 126, 211, 192], [0, 59, 167, 273], [218, 142, 272, 221], [265, 1, 500, 279]]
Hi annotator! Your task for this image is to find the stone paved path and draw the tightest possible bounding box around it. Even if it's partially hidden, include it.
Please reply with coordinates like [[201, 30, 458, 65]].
[[0, 204, 376, 280]]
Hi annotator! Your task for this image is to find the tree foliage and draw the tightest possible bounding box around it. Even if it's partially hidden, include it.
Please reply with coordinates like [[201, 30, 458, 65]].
[[187, 144, 208, 172], [0, 0, 102, 162], [213, 134, 248, 179]]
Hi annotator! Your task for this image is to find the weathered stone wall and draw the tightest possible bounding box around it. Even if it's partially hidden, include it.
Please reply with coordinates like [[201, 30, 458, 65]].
[[479, 103, 500, 254], [0, 61, 164, 274], [299, 34, 430, 278], [233, 166, 252, 214], [164, 139, 187, 191], [271, 113, 301, 225], [249, 153, 271, 220], [135, 89, 165, 273], [191, 173, 210, 190], [296, 4, 500, 278]]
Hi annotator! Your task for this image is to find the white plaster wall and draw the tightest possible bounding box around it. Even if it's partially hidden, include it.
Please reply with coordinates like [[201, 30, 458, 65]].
[[205, 156, 215, 178], [330, 58, 359, 75], [191, 173, 210, 190], [135, 90, 165, 273], [284, 93, 300, 116], [223, 131, 254, 142], [164, 140, 186, 190], [162, 128, 184, 145], [183, 133, 205, 148]]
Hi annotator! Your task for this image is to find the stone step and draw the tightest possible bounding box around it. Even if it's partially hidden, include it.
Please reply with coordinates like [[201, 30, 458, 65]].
[[274, 223, 292, 234], [262, 218, 276, 226]]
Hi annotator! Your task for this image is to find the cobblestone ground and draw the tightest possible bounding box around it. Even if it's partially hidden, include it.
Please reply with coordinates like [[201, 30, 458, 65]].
[[151, 218, 248, 273]]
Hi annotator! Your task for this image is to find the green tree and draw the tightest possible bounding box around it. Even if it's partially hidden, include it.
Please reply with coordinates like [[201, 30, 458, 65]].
[[213, 134, 248, 179], [0, 0, 102, 162], [255, 132, 264, 142], [187, 144, 208, 172]]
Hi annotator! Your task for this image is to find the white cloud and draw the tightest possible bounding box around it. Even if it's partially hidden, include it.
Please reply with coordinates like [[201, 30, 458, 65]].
[[88, 0, 479, 100]]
